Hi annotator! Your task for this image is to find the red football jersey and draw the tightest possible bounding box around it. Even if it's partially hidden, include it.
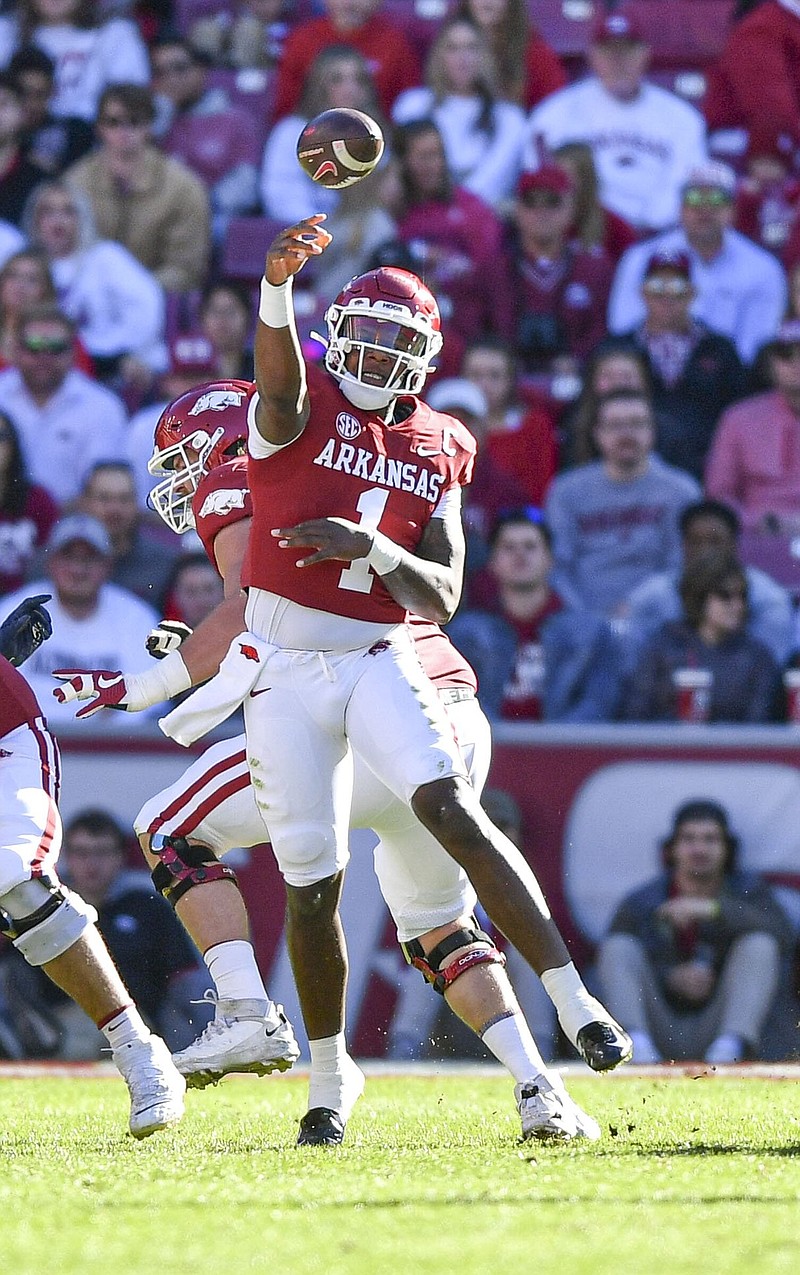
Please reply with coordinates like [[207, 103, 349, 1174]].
[[408, 617, 477, 693], [193, 457, 253, 569], [0, 655, 42, 738], [245, 376, 476, 624]]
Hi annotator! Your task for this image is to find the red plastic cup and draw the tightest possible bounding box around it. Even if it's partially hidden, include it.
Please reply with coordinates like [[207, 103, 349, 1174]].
[[672, 668, 712, 723]]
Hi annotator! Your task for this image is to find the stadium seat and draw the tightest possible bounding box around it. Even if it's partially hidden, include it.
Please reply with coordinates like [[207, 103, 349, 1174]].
[[737, 530, 800, 594], [221, 216, 285, 280], [382, 0, 454, 62], [206, 67, 275, 144], [527, 0, 594, 59], [626, 1, 735, 69]]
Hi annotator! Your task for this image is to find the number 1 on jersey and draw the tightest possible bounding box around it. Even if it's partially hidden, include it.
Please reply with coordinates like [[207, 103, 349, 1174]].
[[338, 487, 390, 593]]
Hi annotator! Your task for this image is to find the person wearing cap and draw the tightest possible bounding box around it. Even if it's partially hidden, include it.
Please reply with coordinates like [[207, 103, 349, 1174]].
[[609, 249, 746, 480], [0, 304, 127, 507], [523, 7, 707, 232], [734, 130, 800, 261], [499, 164, 614, 377], [608, 162, 788, 363], [0, 513, 158, 730], [706, 319, 800, 533], [596, 798, 793, 1063]]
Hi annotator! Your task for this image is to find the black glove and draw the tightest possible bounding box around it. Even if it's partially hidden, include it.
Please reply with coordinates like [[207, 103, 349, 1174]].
[[146, 619, 193, 660], [0, 595, 53, 667]]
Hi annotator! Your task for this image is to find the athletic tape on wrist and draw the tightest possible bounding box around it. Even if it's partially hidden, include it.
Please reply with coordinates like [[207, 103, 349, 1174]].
[[259, 277, 293, 328], [366, 532, 402, 576], [126, 651, 192, 710]]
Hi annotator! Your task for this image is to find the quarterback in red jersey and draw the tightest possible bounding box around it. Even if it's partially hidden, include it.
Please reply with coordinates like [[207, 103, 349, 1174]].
[[113, 384, 599, 1140], [0, 599, 185, 1137], [240, 216, 632, 1140]]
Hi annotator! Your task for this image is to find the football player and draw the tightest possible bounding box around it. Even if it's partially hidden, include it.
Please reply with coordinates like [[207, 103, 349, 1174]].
[[0, 596, 185, 1138], [55, 361, 624, 1145]]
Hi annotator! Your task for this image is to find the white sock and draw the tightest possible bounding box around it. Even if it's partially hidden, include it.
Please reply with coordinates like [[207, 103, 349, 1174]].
[[308, 1033, 365, 1119], [481, 1011, 551, 1085], [540, 962, 609, 1046], [205, 940, 273, 1019], [100, 1004, 150, 1051]]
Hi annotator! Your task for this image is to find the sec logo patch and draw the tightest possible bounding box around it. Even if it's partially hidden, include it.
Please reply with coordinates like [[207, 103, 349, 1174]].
[[336, 412, 361, 440]]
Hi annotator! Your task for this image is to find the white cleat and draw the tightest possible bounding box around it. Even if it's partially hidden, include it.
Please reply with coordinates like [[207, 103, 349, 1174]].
[[113, 1035, 186, 1139], [173, 1002, 300, 1089], [515, 1077, 579, 1141], [567, 1097, 602, 1141]]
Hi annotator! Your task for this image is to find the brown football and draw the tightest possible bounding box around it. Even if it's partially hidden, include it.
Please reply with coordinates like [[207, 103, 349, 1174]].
[[296, 108, 384, 189]]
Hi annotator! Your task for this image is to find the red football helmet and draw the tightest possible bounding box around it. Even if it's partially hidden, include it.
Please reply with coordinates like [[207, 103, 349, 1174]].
[[148, 380, 254, 533], [323, 267, 443, 407]]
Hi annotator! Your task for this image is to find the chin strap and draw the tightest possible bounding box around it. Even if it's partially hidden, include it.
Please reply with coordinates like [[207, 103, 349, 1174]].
[[335, 371, 395, 412]]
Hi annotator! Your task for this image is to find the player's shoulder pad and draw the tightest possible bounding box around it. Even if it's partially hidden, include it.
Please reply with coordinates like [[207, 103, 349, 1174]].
[[193, 457, 251, 525]]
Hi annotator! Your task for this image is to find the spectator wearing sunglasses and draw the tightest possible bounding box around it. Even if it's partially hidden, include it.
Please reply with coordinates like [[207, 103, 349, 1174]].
[[609, 164, 787, 364], [706, 320, 800, 533], [609, 249, 746, 481], [0, 304, 126, 505], [621, 549, 782, 723]]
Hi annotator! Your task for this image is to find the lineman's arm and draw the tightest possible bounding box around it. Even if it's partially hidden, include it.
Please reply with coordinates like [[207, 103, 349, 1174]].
[[252, 214, 331, 446]]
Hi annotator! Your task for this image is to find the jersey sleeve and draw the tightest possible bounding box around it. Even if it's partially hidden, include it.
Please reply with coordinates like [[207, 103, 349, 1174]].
[[192, 460, 252, 567]]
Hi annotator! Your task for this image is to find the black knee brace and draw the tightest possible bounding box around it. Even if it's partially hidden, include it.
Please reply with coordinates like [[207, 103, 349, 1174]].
[[401, 920, 506, 995], [150, 834, 238, 907]]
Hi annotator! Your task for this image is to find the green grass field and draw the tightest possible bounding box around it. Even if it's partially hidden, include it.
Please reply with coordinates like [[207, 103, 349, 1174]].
[[1, 1068, 799, 1275]]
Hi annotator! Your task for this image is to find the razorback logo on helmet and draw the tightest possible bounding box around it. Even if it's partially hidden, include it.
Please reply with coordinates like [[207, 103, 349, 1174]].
[[189, 388, 247, 415], [198, 487, 248, 519], [239, 643, 260, 663]]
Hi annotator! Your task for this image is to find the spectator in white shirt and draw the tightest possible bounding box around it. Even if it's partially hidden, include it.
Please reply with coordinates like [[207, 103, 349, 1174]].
[[524, 8, 707, 232], [0, 304, 127, 505], [392, 15, 527, 209], [0, 513, 159, 731], [608, 163, 788, 364], [0, 1, 149, 122], [24, 180, 166, 381]]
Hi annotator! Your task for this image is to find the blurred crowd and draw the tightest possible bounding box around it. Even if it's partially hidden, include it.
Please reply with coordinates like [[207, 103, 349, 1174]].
[[4, 0, 800, 727]]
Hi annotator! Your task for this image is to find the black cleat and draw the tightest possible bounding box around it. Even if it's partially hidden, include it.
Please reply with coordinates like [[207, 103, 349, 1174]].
[[296, 1106, 346, 1146], [576, 1020, 633, 1072]]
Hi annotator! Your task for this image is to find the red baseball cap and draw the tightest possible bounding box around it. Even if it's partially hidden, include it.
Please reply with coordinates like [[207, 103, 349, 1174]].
[[591, 10, 646, 45], [517, 164, 575, 199], [644, 249, 692, 281]]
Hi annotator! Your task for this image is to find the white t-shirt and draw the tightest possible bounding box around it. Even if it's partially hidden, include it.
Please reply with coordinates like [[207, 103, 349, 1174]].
[[0, 367, 128, 505], [51, 242, 166, 369], [0, 18, 149, 120], [1, 580, 159, 731], [525, 76, 708, 230], [393, 89, 527, 208], [0, 219, 24, 269]]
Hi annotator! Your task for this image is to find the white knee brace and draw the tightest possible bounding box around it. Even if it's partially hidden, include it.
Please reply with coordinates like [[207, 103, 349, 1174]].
[[0, 877, 97, 966]]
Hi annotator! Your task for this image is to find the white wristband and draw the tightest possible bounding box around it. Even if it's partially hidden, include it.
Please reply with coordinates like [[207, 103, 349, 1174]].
[[366, 531, 402, 577], [124, 651, 192, 710], [259, 277, 293, 328]]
